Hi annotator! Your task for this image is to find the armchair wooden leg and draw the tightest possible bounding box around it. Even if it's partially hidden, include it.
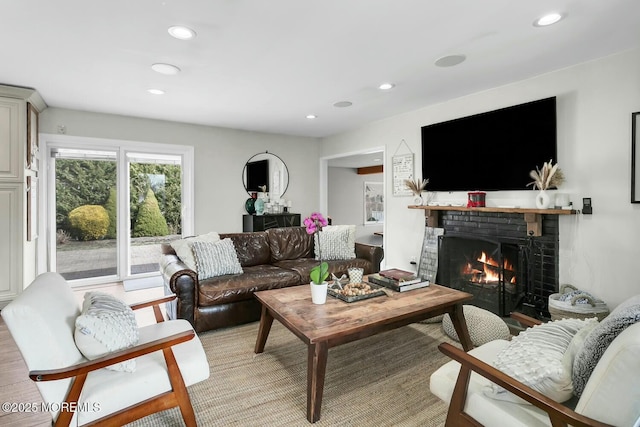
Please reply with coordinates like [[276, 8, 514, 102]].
[[163, 347, 197, 427], [445, 364, 483, 427], [55, 373, 88, 427]]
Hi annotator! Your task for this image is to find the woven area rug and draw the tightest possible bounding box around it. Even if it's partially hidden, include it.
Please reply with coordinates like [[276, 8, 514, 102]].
[[127, 320, 458, 427]]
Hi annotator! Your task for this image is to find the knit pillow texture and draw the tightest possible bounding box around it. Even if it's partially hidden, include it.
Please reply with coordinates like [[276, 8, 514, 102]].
[[74, 292, 139, 372], [442, 305, 510, 347], [192, 239, 243, 280], [314, 225, 356, 261], [484, 317, 598, 404], [572, 302, 640, 397], [170, 232, 221, 270]]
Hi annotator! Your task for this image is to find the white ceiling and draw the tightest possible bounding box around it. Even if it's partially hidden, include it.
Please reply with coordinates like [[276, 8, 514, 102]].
[[2, 1, 640, 139]]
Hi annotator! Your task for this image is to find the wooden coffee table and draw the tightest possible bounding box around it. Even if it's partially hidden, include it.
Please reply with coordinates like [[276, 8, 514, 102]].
[[253, 282, 473, 423]]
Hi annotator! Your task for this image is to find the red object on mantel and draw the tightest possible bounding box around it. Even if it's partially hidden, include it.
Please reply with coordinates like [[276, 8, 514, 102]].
[[467, 191, 486, 207]]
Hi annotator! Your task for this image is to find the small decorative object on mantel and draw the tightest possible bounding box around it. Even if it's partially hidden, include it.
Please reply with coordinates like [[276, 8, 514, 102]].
[[404, 178, 429, 205], [244, 192, 257, 215], [467, 191, 486, 207], [304, 212, 330, 304], [528, 159, 565, 209]]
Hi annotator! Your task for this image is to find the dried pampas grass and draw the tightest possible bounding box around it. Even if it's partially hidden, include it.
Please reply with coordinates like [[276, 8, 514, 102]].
[[528, 159, 564, 190], [404, 178, 429, 195]]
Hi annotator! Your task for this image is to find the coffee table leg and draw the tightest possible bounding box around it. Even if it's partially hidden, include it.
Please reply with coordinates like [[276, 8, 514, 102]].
[[307, 341, 328, 423], [254, 305, 274, 354], [449, 304, 473, 351]]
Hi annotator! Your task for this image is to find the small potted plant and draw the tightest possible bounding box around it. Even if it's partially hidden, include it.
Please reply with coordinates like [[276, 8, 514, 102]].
[[303, 212, 330, 304]]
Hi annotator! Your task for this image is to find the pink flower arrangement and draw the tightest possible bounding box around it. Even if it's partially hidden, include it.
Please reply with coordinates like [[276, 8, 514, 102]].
[[304, 212, 329, 284]]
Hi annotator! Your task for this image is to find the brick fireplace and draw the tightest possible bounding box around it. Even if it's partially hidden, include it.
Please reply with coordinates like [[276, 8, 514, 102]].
[[433, 210, 559, 319]]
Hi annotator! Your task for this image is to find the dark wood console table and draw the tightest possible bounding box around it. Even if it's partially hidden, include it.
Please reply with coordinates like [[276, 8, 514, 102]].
[[243, 213, 301, 232]]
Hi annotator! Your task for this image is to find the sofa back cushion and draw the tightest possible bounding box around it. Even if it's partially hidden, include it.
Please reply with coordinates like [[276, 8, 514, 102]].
[[220, 232, 271, 267], [267, 227, 314, 262]]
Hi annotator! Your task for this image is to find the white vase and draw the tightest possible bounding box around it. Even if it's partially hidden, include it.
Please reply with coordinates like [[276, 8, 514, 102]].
[[535, 190, 552, 209], [413, 195, 423, 205], [310, 282, 328, 304]]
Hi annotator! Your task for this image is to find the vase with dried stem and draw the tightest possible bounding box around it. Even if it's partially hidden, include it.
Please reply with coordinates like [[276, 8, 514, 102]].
[[528, 159, 565, 209], [404, 178, 429, 205]]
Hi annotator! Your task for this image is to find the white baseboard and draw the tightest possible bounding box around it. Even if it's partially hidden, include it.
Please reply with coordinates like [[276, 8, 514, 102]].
[[123, 276, 163, 291]]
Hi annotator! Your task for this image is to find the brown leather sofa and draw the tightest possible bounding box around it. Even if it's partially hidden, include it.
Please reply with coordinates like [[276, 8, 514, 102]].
[[160, 226, 384, 333]]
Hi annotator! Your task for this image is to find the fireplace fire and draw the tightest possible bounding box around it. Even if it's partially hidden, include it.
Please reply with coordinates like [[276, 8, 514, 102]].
[[461, 251, 517, 285], [438, 235, 525, 316]]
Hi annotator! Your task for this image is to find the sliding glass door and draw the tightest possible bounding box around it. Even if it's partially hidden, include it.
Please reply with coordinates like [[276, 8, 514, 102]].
[[53, 149, 118, 281], [127, 153, 182, 277], [45, 136, 193, 287]]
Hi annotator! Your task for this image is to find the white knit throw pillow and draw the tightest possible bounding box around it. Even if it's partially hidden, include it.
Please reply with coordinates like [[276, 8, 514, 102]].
[[74, 292, 139, 372]]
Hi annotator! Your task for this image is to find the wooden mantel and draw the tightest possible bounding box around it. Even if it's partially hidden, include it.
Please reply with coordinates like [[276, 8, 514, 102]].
[[408, 205, 577, 237]]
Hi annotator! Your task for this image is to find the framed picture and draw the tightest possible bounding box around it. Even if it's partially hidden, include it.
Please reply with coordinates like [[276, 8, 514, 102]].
[[392, 153, 414, 196], [633, 112, 640, 203], [26, 103, 39, 171], [364, 181, 384, 224]]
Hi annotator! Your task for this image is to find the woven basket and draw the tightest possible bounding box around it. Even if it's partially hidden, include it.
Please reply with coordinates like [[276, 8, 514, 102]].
[[548, 284, 609, 321]]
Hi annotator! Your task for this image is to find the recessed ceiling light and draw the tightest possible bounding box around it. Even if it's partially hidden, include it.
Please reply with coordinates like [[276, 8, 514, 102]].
[[373, 158, 382, 162], [168, 25, 197, 40], [333, 101, 353, 108], [534, 13, 564, 27], [378, 82, 395, 90], [306, 114, 317, 119], [147, 89, 165, 95], [151, 63, 181, 75], [434, 54, 466, 67]]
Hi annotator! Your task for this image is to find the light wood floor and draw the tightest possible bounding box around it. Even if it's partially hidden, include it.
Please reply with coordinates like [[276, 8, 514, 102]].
[[0, 283, 164, 426]]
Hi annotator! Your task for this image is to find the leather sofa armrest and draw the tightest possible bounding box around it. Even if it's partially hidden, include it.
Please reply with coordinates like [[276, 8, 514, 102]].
[[355, 242, 384, 273], [160, 254, 198, 328]]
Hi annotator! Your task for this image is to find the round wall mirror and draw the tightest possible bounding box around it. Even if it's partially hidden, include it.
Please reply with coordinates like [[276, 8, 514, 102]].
[[242, 151, 289, 198]]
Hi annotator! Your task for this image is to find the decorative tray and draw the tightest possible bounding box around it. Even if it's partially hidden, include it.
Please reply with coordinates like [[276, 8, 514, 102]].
[[327, 281, 388, 303]]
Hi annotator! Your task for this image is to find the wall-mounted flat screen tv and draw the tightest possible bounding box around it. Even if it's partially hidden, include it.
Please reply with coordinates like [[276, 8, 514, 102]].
[[421, 97, 557, 191], [245, 159, 269, 192]]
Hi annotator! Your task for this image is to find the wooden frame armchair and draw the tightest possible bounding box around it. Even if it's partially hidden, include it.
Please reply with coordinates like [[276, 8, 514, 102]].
[[2, 272, 210, 426], [430, 312, 640, 427]]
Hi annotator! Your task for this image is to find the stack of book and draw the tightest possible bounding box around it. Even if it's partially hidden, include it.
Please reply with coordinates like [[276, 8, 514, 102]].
[[367, 268, 429, 292]]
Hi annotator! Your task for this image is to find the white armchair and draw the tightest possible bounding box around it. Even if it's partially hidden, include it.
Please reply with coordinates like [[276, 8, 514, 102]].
[[430, 309, 640, 427], [2, 272, 210, 426]]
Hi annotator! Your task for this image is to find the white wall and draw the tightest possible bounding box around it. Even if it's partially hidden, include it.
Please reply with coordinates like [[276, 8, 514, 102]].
[[321, 48, 640, 308], [39, 108, 321, 234], [327, 167, 383, 245]]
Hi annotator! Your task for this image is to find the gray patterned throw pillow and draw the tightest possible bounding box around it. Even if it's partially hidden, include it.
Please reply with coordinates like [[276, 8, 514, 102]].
[[192, 239, 243, 280], [572, 303, 640, 397]]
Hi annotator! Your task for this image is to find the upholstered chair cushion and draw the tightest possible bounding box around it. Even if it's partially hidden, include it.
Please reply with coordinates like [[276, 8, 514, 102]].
[[2, 272, 84, 421], [430, 340, 558, 427], [574, 322, 640, 427], [572, 296, 640, 397], [73, 319, 209, 425]]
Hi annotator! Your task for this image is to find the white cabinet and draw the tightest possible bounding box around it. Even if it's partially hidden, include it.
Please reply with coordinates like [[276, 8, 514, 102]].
[[0, 98, 23, 180], [0, 85, 46, 307], [0, 185, 22, 301]]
